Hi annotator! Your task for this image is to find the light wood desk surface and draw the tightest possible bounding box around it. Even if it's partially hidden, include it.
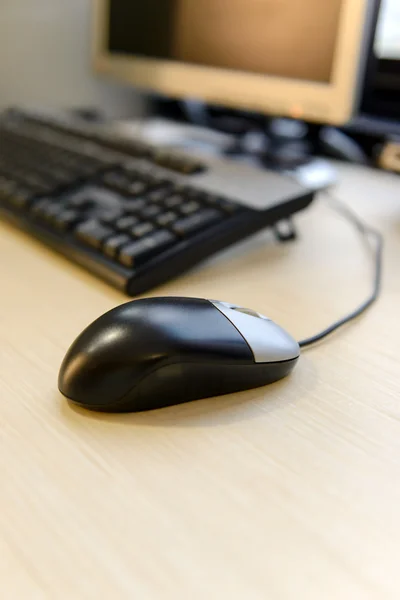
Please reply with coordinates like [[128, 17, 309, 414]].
[[1, 164, 399, 599]]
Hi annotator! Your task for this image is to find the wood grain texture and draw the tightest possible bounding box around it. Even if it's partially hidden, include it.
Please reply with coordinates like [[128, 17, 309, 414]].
[[1, 163, 400, 599]]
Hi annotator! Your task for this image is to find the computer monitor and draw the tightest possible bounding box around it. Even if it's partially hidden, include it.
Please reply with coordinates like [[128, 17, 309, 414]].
[[93, 0, 373, 125]]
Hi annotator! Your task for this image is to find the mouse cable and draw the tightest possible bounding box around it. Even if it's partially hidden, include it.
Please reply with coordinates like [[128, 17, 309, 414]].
[[297, 191, 384, 349]]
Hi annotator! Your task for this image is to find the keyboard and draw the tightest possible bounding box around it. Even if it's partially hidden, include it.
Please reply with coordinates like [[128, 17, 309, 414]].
[[0, 110, 314, 295]]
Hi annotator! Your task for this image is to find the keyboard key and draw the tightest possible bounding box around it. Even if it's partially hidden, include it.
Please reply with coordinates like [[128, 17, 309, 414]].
[[146, 187, 172, 203], [122, 167, 143, 180], [69, 195, 96, 210], [8, 187, 33, 209], [102, 172, 125, 187], [115, 215, 139, 231], [103, 234, 131, 259], [31, 198, 52, 218], [100, 209, 125, 225], [53, 209, 82, 231], [156, 211, 178, 227], [180, 201, 200, 216], [31, 199, 63, 223], [140, 173, 159, 187], [43, 202, 65, 223], [165, 195, 184, 209], [132, 222, 155, 238], [127, 181, 147, 196], [75, 220, 113, 249], [140, 204, 162, 220], [172, 209, 223, 237], [124, 198, 146, 213], [119, 230, 177, 268], [102, 171, 130, 193]]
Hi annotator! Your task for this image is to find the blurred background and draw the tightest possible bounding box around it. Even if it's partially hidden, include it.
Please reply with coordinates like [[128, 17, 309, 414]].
[[0, 0, 399, 170], [0, 0, 398, 125], [0, 0, 144, 117], [375, 0, 399, 58]]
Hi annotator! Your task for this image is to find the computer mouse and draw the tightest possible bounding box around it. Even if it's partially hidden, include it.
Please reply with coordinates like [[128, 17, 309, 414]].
[[58, 297, 300, 412]]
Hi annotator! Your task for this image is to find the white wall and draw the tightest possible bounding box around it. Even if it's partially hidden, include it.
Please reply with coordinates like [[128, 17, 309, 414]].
[[0, 0, 145, 117], [375, 0, 400, 59]]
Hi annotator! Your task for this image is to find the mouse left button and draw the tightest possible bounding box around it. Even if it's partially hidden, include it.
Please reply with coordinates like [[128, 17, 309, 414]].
[[58, 324, 141, 408]]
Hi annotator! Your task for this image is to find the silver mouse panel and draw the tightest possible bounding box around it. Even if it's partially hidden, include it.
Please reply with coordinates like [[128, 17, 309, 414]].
[[210, 300, 300, 363]]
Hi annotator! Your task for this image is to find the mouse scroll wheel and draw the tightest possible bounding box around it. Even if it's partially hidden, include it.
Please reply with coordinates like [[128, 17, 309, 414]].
[[231, 307, 269, 320], [209, 300, 270, 321]]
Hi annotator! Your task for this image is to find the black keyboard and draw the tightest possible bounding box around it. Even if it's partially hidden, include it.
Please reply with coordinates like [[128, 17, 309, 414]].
[[0, 110, 314, 295]]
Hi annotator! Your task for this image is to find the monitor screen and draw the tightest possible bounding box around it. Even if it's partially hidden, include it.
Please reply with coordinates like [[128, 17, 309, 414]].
[[107, 0, 344, 85], [374, 0, 400, 60]]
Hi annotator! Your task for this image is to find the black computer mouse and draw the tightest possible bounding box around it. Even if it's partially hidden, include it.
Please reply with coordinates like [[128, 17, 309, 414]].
[[58, 297, 300, 412]]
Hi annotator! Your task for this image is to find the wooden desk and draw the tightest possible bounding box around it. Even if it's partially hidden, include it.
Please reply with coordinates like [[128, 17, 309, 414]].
[[1, 164, 399, 599]]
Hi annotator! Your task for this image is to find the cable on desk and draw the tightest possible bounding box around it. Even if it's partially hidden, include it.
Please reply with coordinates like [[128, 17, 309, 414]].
[[298, 191, 384, 349]]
